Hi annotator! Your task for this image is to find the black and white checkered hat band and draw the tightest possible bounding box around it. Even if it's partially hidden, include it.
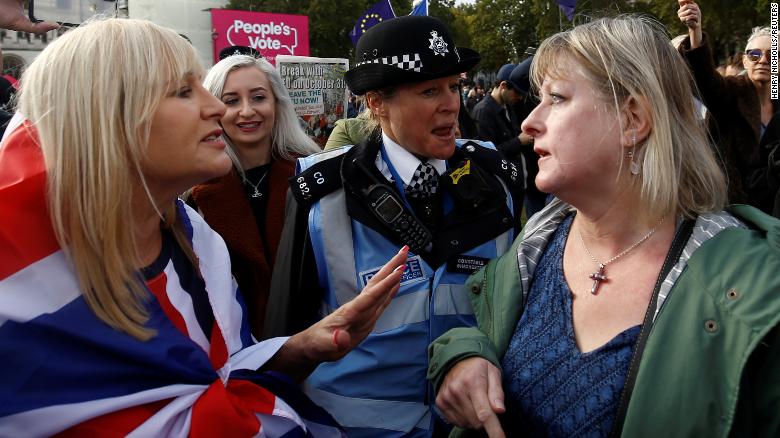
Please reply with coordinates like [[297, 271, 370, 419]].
[[355, 53, 423, 72]]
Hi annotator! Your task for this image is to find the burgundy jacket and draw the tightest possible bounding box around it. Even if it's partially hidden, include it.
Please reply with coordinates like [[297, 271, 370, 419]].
[[190, 160, 294, 338]]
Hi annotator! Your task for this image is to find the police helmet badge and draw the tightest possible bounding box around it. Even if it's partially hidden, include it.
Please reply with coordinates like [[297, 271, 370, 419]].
[[428, 30, 448, 57]]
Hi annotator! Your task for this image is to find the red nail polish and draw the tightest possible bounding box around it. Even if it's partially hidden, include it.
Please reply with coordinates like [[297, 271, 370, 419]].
[[332, 329, 341, 348]]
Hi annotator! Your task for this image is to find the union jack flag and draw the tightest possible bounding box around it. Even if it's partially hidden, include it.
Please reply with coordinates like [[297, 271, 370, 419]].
[[0, 122, 345, 437]]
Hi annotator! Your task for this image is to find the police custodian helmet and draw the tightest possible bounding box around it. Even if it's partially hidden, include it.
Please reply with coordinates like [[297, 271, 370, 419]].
[[344, 15, 480, 95]]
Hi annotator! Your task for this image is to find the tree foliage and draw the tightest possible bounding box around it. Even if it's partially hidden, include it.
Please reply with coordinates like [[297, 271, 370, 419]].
[[223, 0, 773, 72]]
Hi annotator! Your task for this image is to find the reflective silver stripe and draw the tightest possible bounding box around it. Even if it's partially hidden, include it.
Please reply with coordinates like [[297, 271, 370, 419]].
[[304, 383, 431, 432], [373, 289, 429, 332], [433, 283, 474, 316], [300, 147, 361, 307], [318, 190, 358, 306], [299, 146, 352, 170], [323, 288, 431, 333]]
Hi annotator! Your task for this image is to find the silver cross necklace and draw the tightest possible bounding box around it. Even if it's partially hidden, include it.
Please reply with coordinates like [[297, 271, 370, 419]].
[[577, 216, 665, 295]]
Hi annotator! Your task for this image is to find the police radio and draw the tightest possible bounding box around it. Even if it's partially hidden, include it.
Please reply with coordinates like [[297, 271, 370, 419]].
[[353, 159, 433, 253]]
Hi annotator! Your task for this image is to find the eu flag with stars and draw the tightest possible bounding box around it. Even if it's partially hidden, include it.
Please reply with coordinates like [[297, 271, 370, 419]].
[[349, 0, 396, 45]]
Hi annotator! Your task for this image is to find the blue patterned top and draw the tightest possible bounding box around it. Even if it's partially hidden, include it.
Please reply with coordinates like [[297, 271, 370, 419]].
[[500, 214, 640, 437]]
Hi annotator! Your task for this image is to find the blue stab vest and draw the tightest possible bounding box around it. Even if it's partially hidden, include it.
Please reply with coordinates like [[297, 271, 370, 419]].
[[298, 140, 516, 437]]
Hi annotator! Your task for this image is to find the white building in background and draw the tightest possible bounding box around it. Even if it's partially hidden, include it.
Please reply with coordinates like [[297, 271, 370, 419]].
[[128, 0, 225, 68], [1, 0, 227, 80]]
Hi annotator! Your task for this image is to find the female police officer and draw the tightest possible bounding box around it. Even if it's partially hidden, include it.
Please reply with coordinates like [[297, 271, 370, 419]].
[[265, 15, 525, 437]]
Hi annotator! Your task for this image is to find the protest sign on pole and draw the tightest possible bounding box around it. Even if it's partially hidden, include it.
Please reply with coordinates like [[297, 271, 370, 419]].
[[211, 9, 310, 66], [276, 55, 349, 148]]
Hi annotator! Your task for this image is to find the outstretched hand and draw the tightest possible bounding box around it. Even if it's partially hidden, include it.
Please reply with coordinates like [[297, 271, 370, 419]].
[[264, 246, 409, 380], [301, 245, 408, 362], [436, 357, 506, 438], [0, 0, 59, 34]]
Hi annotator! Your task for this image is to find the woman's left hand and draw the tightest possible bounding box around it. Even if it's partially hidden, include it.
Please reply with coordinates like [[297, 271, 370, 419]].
[[264, 246, 408, 379], [302, 245, 408, 362]]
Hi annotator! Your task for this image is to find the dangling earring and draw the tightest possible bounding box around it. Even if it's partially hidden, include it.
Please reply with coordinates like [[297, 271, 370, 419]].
[[629, 131, 640, 175]]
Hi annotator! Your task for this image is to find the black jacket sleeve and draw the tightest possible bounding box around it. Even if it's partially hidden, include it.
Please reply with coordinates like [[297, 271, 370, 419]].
[[263, 190, 324, 339], [471, 102, 524, 158], [678, 33, 738, 115], [494, 134, 524, 159]]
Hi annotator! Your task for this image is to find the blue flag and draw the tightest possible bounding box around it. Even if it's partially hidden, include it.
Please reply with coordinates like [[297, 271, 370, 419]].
[[556, 0, 577, 21], [349, 0, 396, 46], [410, 0, 428, 16]]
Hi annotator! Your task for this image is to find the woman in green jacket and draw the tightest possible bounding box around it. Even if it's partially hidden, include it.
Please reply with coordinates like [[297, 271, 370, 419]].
[[428, 16, 780, 438]]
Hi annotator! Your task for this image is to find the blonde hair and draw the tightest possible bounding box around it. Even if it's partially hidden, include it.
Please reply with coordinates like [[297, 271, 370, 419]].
[[363, 86, 398, 141], [531, 15, 727, 219], [18, 18, 204, 340], [203, 55, 319, 171]]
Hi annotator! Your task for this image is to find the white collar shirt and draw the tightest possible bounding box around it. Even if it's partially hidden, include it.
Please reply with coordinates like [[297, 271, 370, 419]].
[[375, 132, 447, 185]]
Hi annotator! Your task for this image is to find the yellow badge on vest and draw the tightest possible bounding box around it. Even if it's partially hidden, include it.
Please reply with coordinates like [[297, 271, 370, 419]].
[[449, 159, 471, 185]]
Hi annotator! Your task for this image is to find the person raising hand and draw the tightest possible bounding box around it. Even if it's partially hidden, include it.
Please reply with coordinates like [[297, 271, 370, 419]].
[[0, 0, 58, 34]]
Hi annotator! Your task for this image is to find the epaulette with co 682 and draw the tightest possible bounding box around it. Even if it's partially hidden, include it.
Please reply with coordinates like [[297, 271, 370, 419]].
[[458, 140, 525, 191], [289, 149, 347, 207]]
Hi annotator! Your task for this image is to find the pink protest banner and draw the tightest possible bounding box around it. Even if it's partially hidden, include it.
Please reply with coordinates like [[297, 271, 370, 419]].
[[210, 9, 310, 66]]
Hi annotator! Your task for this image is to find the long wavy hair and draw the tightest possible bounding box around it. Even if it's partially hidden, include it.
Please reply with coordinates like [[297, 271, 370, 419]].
[[18, 18, 203, 340], [203, 55, 319, 171]]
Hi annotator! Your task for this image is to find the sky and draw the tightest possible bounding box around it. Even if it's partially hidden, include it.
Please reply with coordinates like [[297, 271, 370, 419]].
[[454, 0, 476, 5]]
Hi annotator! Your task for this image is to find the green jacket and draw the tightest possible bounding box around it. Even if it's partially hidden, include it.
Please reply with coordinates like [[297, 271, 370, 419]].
[[428, 201, 780, 437], [324, 115, 370, 151]]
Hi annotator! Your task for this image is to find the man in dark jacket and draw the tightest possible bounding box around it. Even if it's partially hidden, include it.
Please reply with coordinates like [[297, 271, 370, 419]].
[[471, 63, 527, 158], [472, 60, 541, 214]]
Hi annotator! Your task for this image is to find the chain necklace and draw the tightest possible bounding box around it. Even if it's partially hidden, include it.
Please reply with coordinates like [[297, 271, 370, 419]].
[[243, 170, 268, 198], [577, 216, 665, 295]]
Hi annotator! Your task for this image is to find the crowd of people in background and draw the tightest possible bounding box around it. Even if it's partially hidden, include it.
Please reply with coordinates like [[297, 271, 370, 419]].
[[0, 0, 779, 436]]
